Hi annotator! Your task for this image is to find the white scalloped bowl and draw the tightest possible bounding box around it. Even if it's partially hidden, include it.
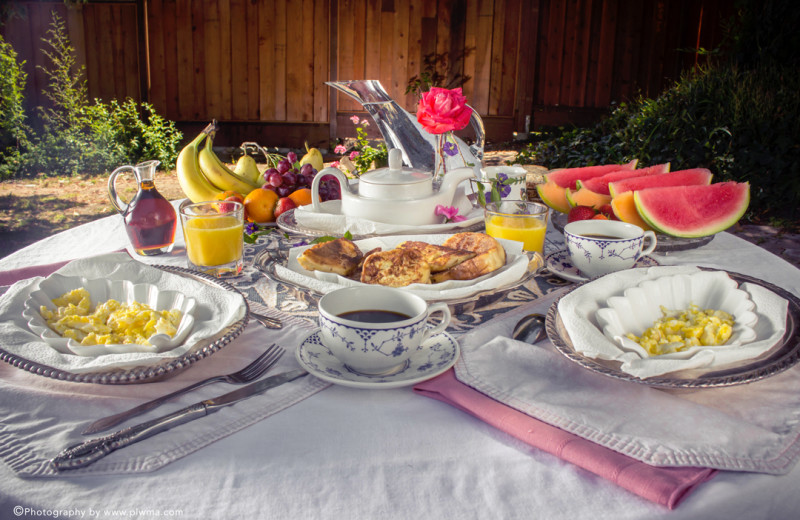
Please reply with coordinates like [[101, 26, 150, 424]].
[[22, 273, 197, 357], [595, 271, 758, 359]]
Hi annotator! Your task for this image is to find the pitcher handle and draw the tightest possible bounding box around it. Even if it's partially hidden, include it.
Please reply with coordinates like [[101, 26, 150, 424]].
[[466, 105, 485, 164], [107, 165, 135, 215]]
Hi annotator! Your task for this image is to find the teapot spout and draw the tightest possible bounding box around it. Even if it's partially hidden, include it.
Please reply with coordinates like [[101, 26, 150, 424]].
[[438, 166, 476, 192]]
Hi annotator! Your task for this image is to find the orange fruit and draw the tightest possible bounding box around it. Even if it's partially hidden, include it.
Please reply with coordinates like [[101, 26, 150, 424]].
[[216, 190, 244, 203], [592, 214, 609, 220], [243, 188, 279, 223], [288, 188, 313, 207]]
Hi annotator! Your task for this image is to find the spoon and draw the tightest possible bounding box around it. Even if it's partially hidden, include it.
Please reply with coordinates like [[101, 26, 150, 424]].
[[511, 313, 547, 344]]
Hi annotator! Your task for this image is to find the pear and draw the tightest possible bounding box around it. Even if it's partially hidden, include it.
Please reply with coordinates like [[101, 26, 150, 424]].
[[299, 142, 324, 171], [234, 153, 262, 185]]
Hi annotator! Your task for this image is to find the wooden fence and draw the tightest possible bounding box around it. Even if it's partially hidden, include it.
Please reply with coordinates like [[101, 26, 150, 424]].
[[2, 0, 732, 148]]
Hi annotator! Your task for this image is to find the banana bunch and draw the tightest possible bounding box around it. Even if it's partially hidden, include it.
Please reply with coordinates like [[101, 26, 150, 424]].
[[176, 121, 261, 203]]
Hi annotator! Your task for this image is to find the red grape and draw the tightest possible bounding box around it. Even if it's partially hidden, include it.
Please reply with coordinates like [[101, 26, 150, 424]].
[[267, 171, 283, 187], [287, 151, 298, 164]]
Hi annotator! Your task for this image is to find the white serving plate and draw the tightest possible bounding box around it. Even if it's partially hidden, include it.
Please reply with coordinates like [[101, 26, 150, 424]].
[[23, 274, 196, 357]]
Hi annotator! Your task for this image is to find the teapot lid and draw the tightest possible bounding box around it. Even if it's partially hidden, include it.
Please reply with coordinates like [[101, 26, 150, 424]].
[[359, 148, 431, 186]]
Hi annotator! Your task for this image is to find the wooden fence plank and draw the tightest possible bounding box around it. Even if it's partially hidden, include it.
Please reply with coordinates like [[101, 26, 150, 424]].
[[471, 0, 492, 114], [161, 0, 180, 118], [273, 0, 287, 120], [230, 0, 249, 120], [175, 0, 194, 119], [244, 0, 260, 120], [190, 0, 207, 119], [218, 0, 233, 119], [257, 0, 275, 120], [404, 0, 423, 109], [392, 0, 409, 96], [313, 0, 329, 121], [542, 0, 566, 106], [487, 0, 504, 115], [497, 0, 519, 116], [147, 0, 167, 114], [593, 0, 617, 106]]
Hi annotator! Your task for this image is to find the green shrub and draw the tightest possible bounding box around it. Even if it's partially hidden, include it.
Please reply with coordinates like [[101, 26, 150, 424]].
[[512, 64, 800, 222], [0, 33, 31, 179], [23, 12, 181, 176]]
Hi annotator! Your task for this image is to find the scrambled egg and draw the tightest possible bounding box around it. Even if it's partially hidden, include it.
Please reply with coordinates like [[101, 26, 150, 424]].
[[39, 288, 182, 346], [626, 304, 735, 356]]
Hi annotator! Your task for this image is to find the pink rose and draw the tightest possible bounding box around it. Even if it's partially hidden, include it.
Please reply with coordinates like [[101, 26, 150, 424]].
[[416, 87, 472, 135], [334, 144, 347, 154], [349, 151, 360, 160], [350, 115, 360, 124]]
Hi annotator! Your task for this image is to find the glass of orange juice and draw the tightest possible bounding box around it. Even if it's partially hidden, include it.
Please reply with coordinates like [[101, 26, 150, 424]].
[[180, 201, 244, 277], [484, 201, 550, 255]]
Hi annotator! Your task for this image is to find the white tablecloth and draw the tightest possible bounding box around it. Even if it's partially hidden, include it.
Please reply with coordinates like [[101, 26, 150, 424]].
[[1, 214, 799, 519]]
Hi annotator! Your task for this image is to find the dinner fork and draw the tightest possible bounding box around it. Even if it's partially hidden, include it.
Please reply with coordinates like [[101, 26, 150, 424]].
[[82, 344, 285, 435]]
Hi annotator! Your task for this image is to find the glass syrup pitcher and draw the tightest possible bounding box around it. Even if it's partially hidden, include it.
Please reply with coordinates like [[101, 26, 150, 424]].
[[108, 160, 177, 256]]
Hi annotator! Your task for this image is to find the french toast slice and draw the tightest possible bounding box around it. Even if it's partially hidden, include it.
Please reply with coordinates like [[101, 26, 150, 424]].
[[396, 240, 476, 273], [431, 232, 506, 282], [297, 238, 363, 276], [360, 248, 431, 287]]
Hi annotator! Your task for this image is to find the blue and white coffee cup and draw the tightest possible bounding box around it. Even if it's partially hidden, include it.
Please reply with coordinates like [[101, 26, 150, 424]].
[[318, 286, 451, 375], [564, 220, 657, 279]]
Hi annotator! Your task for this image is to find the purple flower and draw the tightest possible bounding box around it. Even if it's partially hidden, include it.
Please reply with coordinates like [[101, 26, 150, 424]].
[[442, 140, 457, 157], [245, 222, 258, 235], [434, 204, 466, 223]]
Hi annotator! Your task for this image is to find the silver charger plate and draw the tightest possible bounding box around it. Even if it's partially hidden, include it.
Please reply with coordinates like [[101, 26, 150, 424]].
[[545, 269, 800, 388], [0, 266, 250, 385], [550, 212, 715, 252]]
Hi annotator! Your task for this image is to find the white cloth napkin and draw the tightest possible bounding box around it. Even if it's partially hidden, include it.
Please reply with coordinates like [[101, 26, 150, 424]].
[[0, 253, 246, 373], [558, 266, 788, 378], [273, 234, 529, 300], [455, 293, 800, 474], [293, 194, 481, 236], [0, 320, 328, 478]]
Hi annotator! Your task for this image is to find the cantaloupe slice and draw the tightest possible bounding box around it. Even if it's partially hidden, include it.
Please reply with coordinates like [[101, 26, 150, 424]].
[[565, 187, 612, 209], [610, 191, 653, 231], [536, 179, 570, 213]]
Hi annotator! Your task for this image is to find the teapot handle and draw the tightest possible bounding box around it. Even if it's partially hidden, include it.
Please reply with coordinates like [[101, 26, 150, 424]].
[[311, 167, 350, 212], [107, 165, 135, 215]]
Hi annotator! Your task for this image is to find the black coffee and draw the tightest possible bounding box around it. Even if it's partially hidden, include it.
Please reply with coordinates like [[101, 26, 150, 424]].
[[581, 233, 623, 240], [338, 310, 412, 323]]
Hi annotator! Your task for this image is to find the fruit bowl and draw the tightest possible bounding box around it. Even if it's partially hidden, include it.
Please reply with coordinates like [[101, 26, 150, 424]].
[[22, 274, 197, 357], [595, 270, 758, 360]]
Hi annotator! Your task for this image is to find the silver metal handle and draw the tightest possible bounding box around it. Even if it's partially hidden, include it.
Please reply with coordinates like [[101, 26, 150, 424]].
[[53, 403, 209, 471]]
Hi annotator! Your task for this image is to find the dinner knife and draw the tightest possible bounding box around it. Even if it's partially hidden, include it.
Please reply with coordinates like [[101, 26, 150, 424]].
[[51, 368, 308, 471]]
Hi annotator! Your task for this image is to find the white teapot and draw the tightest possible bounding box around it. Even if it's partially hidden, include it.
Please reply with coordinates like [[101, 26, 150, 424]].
[[310, 148, 475, 226]]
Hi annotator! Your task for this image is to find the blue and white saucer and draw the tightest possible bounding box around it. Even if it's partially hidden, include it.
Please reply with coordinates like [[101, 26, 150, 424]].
[[545, 249, 660, 283], [296, 330, 459, 389]]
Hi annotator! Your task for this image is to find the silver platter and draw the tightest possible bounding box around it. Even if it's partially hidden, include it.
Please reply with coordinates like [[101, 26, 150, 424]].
[[545, 269, 800, 388], [550, 212, 715, 252], [252, 247, 539, 315], [276, 207, 485, 239], [0, 266, 250, 385]]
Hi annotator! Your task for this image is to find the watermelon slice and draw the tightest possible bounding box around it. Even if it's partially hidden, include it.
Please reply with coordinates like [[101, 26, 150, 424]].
[[634, 182, 750, 237], [577, 163, 670, 195], [608, 168, 712, 198], [545, 159, 638, 189]]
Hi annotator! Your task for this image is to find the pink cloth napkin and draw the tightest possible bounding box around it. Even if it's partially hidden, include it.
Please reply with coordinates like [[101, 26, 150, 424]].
[[0, 250, 130, 286], [414, 369, 717, 509], [0, 259, 73, 286]]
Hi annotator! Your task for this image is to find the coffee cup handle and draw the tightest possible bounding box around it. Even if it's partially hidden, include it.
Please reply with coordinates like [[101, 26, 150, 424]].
[[420, 302, 451, 342], [641, 230, 658, 256]]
